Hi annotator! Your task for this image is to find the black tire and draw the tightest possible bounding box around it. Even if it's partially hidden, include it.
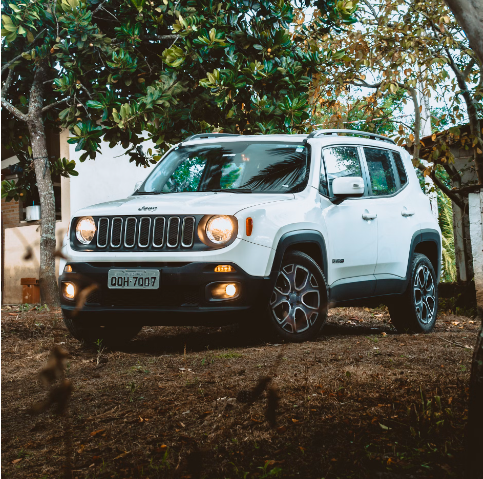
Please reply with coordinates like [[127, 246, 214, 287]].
[[267, 251, 328, 342], [388, 253, 438, 333], [63, 312, 142, 348]]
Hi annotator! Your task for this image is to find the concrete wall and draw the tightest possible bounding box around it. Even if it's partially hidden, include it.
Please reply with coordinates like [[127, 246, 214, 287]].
[[69, 139, 156, 215], [469, 190, 483, 306]]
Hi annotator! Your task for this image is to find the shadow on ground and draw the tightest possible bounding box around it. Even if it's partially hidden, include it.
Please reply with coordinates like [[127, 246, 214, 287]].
[[120, 317, 396, 355]]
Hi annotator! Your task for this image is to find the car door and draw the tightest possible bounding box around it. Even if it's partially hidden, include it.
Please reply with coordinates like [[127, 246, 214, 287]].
[[360, 147, 416, 295], [320, 145, 379, 300]]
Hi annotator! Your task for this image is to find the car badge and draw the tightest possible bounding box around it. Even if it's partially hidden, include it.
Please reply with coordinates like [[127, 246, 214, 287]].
[[138, 206, 157, 212]]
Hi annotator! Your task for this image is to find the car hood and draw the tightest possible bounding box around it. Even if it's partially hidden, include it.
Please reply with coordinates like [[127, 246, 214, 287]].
[[73, 192, 294, 217]]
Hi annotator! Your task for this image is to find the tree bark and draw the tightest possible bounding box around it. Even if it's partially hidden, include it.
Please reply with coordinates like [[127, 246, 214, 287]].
[[444, 0, 483, 66], [27, 65, 60, 306]]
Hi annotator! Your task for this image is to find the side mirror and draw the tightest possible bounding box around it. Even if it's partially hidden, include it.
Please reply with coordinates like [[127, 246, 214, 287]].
[[332, 176, 364, 197], [134, 181, 142, 193]]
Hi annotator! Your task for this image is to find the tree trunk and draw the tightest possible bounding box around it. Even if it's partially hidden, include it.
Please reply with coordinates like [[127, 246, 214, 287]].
[[27, 66, 59, 306], [444, 0, 483, 66], [465, 310, 483, 479]]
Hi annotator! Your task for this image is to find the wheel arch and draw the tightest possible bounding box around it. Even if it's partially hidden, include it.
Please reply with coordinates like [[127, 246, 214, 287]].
[[270, 230, 328, 280], [408, 229, 441, 283]]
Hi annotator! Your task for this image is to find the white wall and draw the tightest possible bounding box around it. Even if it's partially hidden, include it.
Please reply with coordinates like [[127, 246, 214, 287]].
[[69, 139, 156, 215]]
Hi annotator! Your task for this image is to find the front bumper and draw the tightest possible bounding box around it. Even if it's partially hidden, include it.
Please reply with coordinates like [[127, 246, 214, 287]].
[[59, 262, 273, 326]]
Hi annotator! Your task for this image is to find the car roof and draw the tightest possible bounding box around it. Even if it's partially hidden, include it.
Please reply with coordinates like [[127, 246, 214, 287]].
[[182, 130, 395, 146]]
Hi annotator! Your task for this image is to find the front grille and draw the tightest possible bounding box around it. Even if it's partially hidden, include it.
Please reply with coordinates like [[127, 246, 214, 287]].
[[86, 288, 102, 304], [182, 217, 195, 247], [92, 286, 202, 308], [111, 218, 123, 247], [153, 217, 165, 247], [97, 218, 109, 247], [93, 215, 198, 251], [124, 217, 137, 247], [138, 217, 151, 247], [167, 217, 180, 247]]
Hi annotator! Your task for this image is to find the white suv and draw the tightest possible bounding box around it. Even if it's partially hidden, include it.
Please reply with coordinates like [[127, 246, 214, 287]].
[[60, 130, 441, 345]]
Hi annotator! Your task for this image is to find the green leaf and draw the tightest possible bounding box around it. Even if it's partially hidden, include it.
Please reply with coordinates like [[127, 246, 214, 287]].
[[85, 100, 103, 109]]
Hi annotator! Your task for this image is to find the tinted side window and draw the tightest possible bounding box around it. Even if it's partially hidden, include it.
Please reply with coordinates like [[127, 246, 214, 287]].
[[364, 148, 397, 196], [320, 146, 362, 197], [392, 152, 407, 186]]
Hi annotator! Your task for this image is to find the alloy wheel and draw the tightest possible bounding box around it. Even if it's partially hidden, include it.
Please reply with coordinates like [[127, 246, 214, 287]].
[[413, 264, 436, 325], [270, 264, 321, 334]]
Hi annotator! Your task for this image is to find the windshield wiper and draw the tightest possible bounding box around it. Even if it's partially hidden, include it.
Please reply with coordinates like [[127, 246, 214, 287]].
[[210, 188, 252, 193], [135, 191, 164, 195]]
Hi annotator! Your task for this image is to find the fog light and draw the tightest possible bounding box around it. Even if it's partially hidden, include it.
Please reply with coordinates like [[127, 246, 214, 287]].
[[214, 265, 235, 273], [225, 284, 237, 297], [63, 282, 76, 300], [64, 264, 73, 273], [209, 282, 240, 300]]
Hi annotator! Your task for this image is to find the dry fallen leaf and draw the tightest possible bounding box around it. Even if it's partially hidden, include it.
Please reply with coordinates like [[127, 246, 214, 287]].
[[12, 458, 22, 464], [90, 429, 105, 437], [114, 451, 131, 460]]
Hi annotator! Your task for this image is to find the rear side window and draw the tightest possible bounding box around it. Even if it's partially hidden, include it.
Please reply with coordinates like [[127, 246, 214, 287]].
[[364, 148, 397, 196], [320, 146, 362, 197], [392, 152, 407, 186]]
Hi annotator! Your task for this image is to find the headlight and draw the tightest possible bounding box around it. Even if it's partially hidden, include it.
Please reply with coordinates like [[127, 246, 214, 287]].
[[76, 216, 96, 244], [205, 215, 235, 245]]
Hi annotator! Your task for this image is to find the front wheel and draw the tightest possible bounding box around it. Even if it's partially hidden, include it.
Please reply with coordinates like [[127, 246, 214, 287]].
[[388, 253, 438, 333], [267, 251, 328, 342], [63, 312, 142, 348]]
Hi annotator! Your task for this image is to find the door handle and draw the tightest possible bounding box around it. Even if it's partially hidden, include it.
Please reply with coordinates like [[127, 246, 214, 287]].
[[362, 210, 377, 221], [401, 207, 415, 217]]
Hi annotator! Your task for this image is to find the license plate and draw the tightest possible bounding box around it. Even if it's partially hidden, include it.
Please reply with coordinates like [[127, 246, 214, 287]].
[[107, 269, 160, 289]]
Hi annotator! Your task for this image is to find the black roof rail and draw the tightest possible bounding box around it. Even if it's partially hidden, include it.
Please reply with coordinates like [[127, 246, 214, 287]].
[[183, 133, 241, 142], [306, 129, 395, 144]]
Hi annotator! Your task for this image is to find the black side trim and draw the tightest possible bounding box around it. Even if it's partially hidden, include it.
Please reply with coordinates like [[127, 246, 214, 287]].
[[270, 230, 328, 279], [330, 276, 376, 302]]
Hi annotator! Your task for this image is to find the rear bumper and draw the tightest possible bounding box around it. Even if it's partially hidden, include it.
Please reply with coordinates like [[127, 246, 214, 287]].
[[59, 261, 273, 326]]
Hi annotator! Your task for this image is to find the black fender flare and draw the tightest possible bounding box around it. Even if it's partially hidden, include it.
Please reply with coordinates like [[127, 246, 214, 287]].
[[269, 230, 328, 280], [405, 228, 442, 285]]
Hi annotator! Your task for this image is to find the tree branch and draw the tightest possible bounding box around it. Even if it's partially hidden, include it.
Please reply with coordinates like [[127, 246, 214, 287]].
[[41, 97, 70, 113], [2, 68, 15, 96], [1, 29, 46, 74], [1, 98, 27, 121], [92, 0, 108, 14], [154, 34, 179, 41], [463, 58, 476, 78], [415, 162, 465, 209], [408, 86, 421, 161]]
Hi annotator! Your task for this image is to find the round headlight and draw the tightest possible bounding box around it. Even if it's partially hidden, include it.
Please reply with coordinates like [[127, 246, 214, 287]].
[[76, 216, 96, 244], [205, 215, 235, 245]]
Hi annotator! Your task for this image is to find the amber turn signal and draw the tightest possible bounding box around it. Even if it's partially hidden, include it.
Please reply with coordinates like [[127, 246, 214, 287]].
[[64, 264, 73, 273], [214, 265, 234, 273], [246, 217, 253, 236]]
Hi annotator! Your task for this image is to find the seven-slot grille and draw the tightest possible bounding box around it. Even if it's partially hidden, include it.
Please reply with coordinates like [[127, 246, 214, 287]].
[[96, 216, 196, 250]]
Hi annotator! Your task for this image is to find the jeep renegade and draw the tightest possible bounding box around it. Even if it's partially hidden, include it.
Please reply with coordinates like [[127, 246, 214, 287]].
[[59, 130, 441, 345]]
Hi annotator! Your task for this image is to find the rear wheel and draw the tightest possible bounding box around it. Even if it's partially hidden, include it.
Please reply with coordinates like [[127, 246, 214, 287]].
[[389, 253, 438, 333], [63, 312, 142, 348], [267, 251, 328, 342]]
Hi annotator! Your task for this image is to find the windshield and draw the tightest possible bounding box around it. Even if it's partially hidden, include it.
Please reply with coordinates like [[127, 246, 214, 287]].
[[136, 141, 310, 194]]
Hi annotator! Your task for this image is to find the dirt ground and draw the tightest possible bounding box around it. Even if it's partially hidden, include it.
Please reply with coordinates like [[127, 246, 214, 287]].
[[1, 305, 479, 479]]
